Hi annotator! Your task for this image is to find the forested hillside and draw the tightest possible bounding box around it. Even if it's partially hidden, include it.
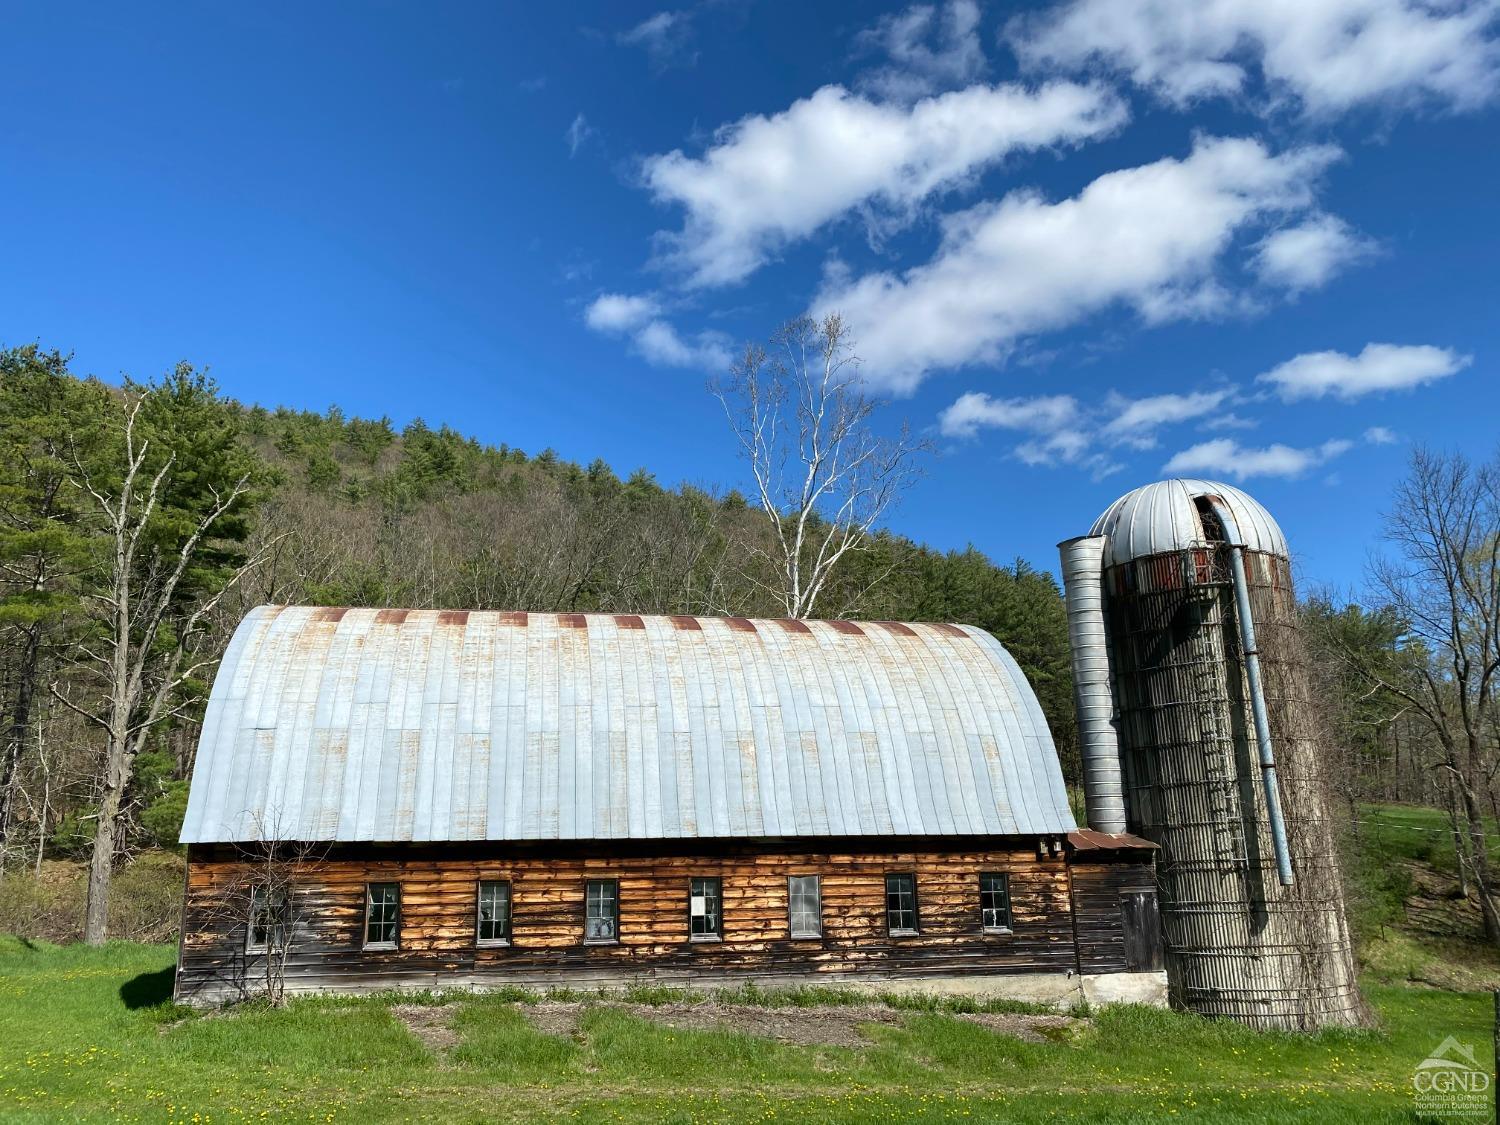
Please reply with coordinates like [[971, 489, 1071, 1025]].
[[0, 345, 1075, 906], [7, 343, 1500, 971]]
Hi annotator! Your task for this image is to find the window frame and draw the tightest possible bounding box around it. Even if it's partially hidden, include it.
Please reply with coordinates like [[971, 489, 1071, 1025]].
[[364, 881, 401, 950], [787, 874, 822, 940], [246, 883, 287, 954], [979, 871, 1013, 935], [583, 878, 620, 945], [688, 876, 723, 942], [476, 879, 512, 948], [884, 872, 920, 937]]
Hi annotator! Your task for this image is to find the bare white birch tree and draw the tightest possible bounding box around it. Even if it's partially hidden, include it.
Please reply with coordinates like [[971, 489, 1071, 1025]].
[[54, 393, 268, 945], [711, 314, 930, 619], [1347, 448, 1500, 943]]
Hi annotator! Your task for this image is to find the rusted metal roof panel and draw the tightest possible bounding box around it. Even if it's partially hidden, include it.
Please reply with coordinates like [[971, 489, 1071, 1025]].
[[181, 607, 1075, 844], [1067, 829, 1160, 852]]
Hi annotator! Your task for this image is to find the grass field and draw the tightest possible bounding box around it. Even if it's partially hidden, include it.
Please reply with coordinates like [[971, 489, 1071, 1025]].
[[1360, 803, 1479, 873], [0, 936, 1489, 1124], [1354, 803, 1500, 995]]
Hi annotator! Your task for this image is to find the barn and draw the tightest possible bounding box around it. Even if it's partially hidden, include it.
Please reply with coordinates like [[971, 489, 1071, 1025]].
[[174, 605, 1163, 1005]]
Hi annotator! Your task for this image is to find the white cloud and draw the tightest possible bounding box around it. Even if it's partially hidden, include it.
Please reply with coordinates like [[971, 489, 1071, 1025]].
[[1009, 0, 1500, 115], [633, 320, 733, 369], [1162, 437, 1354, 480], [1101, 389, 1232, 448], [813, 136, 1342, 393], [857, 0, 987, 101], [619, 11, 697, 69], [584, 292, 659, 332], [937, 391, 1078, 437], [1255, 215, 1374, 290], [1201, 411, 1257, 431], [643, 80, 1126, 288], [1015, 428, 1085, 464], [1258, 342, 1471, 400], [940, 387, 1235, 477], [583, 292, 730, 370], [566, 113, 595, 158], [1015, 428, 1123, 479], [936, 390, 1103, 469], [1364, 425, 1400, 444]]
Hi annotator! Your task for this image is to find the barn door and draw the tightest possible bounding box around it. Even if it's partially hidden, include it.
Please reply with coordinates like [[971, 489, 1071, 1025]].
[[1119, 889, 1163, 971]]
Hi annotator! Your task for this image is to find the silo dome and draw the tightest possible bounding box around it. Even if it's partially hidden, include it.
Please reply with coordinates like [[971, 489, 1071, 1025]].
[[1089, 478, 1288, 568]]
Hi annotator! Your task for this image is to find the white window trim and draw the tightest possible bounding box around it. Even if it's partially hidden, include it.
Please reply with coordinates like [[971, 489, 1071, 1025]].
[[979, 872, 1014, 935], [583, 879, 620, 946], [476, 880, 512, 948], [364, 882, 400, 951], [246, 885, 281, 954], [788, 875, 822, 940], [885, 872, 920, 938], [689, 877, 724, 943]]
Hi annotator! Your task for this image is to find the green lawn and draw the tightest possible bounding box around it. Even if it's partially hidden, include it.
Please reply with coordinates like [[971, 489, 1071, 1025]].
[[0, 936, 1489, 1123], [1359, 803, 1477, 875]]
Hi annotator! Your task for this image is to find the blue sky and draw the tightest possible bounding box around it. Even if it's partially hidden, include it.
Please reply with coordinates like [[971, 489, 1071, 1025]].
[[3, 1, 1496, 594]]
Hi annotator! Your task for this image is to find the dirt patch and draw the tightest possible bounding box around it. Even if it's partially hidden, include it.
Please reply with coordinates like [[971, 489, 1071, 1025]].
[[392, 1004, 460, 1054], [520, 1000, 1085, 1050], [635, 1002, 901, 1048], [957, 1012, 1082, 1043], [1404, 859, 1485, 942], [524, 1001, 587, 1040]]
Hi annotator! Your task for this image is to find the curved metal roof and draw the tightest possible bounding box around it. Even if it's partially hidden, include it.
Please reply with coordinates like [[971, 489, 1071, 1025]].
[[1089, 478, 1288, 567], [180, 606, 1074, 844]]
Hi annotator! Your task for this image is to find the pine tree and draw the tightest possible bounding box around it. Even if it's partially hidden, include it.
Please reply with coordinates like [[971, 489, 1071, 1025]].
[[0, 347, 104, 863]]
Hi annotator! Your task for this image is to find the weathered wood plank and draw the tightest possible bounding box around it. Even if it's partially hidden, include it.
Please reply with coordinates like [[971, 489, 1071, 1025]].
[[177, 839, 1153, 999]]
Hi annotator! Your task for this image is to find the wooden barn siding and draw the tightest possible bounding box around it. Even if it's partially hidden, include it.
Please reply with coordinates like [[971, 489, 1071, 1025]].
[[1068, 861, 1158, 974], [176, 840, 1148, 999]]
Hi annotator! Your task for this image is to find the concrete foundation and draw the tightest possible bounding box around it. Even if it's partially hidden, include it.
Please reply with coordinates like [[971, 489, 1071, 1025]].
[[184, 967, 1170, 1011], [1080, 970, 1169, 1008], [840, 970, 1168, 1010]]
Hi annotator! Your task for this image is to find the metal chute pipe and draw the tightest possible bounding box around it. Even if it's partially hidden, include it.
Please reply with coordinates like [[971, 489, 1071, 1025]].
[[1058, 535, 1127, 834], [1204, 498, 1295, 887]]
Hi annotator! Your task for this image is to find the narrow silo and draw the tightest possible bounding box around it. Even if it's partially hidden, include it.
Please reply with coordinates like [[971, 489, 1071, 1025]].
[[1060, 479, 1363, 1029]]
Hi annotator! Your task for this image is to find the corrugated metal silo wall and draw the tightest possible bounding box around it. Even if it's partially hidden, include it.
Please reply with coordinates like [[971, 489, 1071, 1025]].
[[1105, 547, 1363, 1029]]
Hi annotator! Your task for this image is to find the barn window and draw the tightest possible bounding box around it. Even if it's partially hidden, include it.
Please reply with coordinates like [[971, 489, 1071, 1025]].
[[885, 873, 919, 935], [246, 884, 287, 953], [584, 879, 619, 943], [365, 882, 400, 949], [788, 875, 821, 938], [979, 872, 1012, 933], [689, 877, 722, 940], [477, 880, 511, 946]]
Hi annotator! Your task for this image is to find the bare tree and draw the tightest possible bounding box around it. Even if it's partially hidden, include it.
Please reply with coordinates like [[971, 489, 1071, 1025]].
[[231, 825, 323, 1006], [712, 314, 930, 619], [1348, 448, 1500, 942], [183, 811, 324, 1006], [236, 845, 301, 1007], [54, 396, 267, 945]]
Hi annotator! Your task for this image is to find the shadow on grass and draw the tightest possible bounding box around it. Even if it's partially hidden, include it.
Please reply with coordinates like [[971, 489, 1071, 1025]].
[[121, 966, 175, 1009]]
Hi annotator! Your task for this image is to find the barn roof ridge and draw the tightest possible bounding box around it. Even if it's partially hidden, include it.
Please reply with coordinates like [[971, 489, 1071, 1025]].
[[248, 604, 987, 636]]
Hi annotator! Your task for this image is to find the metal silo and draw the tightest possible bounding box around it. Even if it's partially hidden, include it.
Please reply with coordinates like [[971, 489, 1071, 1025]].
[[1060, 479, 1363, 1029]]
